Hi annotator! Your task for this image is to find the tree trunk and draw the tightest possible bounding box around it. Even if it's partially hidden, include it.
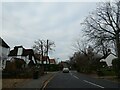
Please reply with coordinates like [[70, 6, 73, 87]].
[[116, 33, 120, 59], [115, 32, 120, 78]]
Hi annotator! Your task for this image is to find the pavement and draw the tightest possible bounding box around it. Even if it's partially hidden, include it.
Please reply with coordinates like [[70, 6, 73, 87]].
[[14, 72, 57, 89]]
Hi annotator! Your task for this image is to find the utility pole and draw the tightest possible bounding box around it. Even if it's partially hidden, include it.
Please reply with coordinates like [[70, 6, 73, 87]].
[[46, 39, 50, 64], [41, 41, 43, 65], [46, 39, 49, 56], [40, 40, 44, 73]]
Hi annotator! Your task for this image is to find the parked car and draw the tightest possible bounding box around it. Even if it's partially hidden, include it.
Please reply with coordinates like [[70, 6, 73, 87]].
[[62, 68, 69, 73]]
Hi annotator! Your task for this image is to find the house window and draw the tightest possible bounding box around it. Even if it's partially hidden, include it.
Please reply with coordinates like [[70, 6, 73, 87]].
[[32, 56, 36, 64], [17, 48, 23, 56]]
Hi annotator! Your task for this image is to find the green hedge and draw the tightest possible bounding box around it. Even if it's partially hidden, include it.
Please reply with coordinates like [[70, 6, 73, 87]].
[[97, 68, 116, 76], [44, 64, 59, 71], [112, 58, 120, 77]]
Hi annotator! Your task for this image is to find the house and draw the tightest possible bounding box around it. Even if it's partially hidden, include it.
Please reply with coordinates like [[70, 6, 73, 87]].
[[8, 46, 37, 67], [0, 37, 10, 69], [59, 61, 68, 68], [34, 54, 50, 64], [5, 58, 26, 71], [49, 59, 56, 64], [100, 53, 117, 66], [34, 53, 41, 64], [43, 56, 50, 64]]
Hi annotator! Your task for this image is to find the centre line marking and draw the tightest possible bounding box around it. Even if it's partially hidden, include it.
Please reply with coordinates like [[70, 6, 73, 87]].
[[73, 75, 79, 79], [83, 80, 104, 88]]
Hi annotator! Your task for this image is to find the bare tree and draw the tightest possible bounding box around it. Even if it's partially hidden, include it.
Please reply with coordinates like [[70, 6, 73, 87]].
[[82, 1, 120, 59], [32, 39, 55, 64], [72, 39, 88, 56], [44, 39, 55, 64], [91, 36, 112, 57], [44, 39, 55, 56], [32, 39, 44, 64], [33, 39, 55, 55]]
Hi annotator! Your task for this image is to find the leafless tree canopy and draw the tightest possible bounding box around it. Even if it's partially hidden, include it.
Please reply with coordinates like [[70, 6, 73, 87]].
[[72, 39, 88, 56], [32, 39, 55, 55], [82, 1, 120, 59]]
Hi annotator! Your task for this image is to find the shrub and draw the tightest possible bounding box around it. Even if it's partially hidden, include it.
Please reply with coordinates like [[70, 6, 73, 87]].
[[97, 70, 104, 76], [112, 58, 120, 77]]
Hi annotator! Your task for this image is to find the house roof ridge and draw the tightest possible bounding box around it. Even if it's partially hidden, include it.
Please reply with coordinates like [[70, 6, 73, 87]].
[[0, 37, 10, 48], [108, 52, 117, 57]]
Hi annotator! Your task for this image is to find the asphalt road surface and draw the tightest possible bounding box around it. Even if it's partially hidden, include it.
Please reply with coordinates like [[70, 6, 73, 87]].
[[44, 71, 120, 89]]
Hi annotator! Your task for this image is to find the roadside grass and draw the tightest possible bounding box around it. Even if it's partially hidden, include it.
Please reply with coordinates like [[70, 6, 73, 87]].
[[2, 79, 30, 88], [102, 69, 116, 76], [96, 68, 120, 83]]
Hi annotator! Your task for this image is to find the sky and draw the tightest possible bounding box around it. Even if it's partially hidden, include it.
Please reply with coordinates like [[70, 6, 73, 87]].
[[1, 0, 108, 62]]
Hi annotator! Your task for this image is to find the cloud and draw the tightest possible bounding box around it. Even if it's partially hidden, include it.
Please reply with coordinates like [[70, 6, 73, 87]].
[[2, 0, 111, 2], [2, 2, 97, 61]]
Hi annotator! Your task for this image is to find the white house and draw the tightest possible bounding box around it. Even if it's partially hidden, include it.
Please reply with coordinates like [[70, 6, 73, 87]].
[[100, 53, 117, 66], [8, 46, 37, 67], [0, 37, 10, 69]]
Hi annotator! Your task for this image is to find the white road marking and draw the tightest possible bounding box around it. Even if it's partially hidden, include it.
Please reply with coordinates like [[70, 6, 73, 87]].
[[83, 80, 104, 88], [42, 74, 56, 90], [70, 72, 79, 79], [73, 75, 79, 79]]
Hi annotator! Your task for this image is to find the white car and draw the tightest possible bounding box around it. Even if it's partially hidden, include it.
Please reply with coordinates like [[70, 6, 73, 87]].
[[62, 68, 69, 73]]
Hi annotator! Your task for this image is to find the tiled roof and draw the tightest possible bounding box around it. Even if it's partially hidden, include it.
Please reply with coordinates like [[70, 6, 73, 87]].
[[8, 46, 34, 57], [50, 59, 56, 64], [8, 46, 23, 56], [22, 49, 34, 56], [34, 54, 49, 61], [43, 56, 49, 61], [34, 53, 41, 60], [0, 37, 10, 48]]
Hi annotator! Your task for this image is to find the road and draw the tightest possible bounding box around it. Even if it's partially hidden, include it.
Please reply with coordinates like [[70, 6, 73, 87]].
[[44, 71, 120, 89]]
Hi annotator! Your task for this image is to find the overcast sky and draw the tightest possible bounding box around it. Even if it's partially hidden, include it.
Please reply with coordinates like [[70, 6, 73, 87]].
[[2, 1, 105, 62]]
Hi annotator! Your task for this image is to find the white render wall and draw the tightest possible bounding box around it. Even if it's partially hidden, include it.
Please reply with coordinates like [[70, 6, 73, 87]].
[[32, 56, 36, 64], [0, 46, 10, 69], [0, 46, 10, 56], [100, 54, 117, 66], [105, 54, 117, 66]]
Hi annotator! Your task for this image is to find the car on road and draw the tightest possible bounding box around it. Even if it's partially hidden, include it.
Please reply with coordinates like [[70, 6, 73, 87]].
[[62, 68, 69, 73]]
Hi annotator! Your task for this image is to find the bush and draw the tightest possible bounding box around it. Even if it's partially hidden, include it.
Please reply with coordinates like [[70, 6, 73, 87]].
[[112, 58, 120, 77], [97, 70, 104, 76], [97, 67, 116, 76], [45, 64, 59, 71]]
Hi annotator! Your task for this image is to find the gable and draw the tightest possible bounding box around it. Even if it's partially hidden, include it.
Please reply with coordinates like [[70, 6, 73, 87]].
[[9, 49, 17, 56], [104, 54, 117, 66], [0, 37, 10, 48], [9, 46, 34, 57]]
